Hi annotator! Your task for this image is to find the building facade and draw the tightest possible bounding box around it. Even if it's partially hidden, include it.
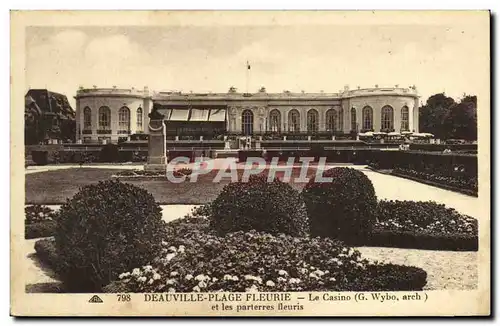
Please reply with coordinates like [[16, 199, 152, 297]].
[[75, 86, 153, 143], [75, 85, 420, 143]]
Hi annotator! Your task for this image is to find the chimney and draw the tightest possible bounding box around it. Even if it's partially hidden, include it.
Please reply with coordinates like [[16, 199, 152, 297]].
[[344, 85, 350, 91]]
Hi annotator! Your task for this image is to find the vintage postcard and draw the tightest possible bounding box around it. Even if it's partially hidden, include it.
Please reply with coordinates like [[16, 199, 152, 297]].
[[10, 10, 490, 316]]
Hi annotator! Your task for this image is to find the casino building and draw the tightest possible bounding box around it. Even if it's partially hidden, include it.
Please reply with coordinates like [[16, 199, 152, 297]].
[[74, 85, 420, 143]]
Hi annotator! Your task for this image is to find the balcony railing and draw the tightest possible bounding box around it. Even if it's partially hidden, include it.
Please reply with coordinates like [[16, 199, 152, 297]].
[[82, 129, 92, 134], [97, 129, 112, 134], [117, 130, 131, 135]]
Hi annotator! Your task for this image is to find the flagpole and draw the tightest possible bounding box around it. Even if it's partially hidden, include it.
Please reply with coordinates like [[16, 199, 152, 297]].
[[246, 60, 249, 94]]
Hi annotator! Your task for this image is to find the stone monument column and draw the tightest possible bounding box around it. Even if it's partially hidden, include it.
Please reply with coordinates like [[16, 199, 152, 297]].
[[144, 108, 167, 172]]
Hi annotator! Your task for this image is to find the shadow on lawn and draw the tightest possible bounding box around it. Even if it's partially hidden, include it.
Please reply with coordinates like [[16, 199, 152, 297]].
[[25, 252, 64, 293]]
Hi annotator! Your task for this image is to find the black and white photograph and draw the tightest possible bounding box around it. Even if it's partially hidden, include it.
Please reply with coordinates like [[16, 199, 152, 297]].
[[10, 10, 490, 316]]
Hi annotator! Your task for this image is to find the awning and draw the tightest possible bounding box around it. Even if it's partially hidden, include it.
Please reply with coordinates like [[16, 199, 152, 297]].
[[190, 108, 210, 121], [209, 109, 226, 122], [169, 109, 190, 121]]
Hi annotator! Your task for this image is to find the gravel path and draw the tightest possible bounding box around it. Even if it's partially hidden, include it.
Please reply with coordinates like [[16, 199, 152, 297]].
[[356, 247, 477, 290], [24, 238, 63, 293]]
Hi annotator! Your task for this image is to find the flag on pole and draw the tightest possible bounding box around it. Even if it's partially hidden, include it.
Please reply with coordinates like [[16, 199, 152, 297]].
[[247, 61, 251, 70]]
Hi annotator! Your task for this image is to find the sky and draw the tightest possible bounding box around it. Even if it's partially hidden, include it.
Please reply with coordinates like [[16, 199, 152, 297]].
[[25, 22, 487, 109]]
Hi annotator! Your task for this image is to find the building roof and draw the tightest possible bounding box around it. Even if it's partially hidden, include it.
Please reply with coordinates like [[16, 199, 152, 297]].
[[25, 89, 75, 118]]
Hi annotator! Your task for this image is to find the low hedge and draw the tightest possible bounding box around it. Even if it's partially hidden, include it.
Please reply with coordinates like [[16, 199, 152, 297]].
[[34, 238, 59, 268], [366, 229, 478, 251], [25, 221, 57, 239], [353, 264, 427, 291]]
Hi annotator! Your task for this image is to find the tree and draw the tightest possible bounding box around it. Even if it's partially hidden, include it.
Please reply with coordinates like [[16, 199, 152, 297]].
[[448, 95, 477, 140], [419, 93, 477, 140]]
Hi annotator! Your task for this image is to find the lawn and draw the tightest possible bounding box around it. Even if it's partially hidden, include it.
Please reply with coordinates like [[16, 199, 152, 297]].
[[25, 167, 319, 205]]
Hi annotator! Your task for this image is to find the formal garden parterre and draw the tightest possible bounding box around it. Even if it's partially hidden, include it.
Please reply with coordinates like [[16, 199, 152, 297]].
[[28, 165, 478, 293]]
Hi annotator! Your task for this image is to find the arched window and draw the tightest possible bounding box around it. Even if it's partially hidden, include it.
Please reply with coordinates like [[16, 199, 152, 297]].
[[98, 106, 111, 130], [326, 109, 341, 132], [269, 109, 281, 132], [288, 109, 300, 132], [118, 107, 130, 132], [326, 109, 336, 132], [83, 107, 92, 129], [401, 106, 409, 131], [381, 105, 394, 130], [242, 109, 254, 135], [351, 108, 357, 131], [136, 107, 143, 130], [362, 106, 373, 130], [307, 109, 319, 133]]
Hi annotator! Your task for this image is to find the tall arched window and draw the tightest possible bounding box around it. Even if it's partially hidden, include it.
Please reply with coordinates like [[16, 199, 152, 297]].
[[351, 108, 357, 131], [83, 107, 92, 129], [98, 106, 111, 130], [307, 109, 319, 133], [401, 106, 409, 131], [242, 109, 254, 135], [136, 107, 143, 131], [118, 107, 130, 132], [326, 109, 339, 132], [269, 109, 281, 132], [288, 109, 300, 132], [362, 106, 373, 130], [381, 105, 394, 130]]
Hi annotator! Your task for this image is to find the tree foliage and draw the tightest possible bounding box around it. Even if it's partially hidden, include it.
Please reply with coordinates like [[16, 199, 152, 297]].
[[419, 93, 477, 140]]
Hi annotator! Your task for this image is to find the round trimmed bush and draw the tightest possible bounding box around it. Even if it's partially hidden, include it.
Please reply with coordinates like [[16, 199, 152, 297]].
[[209, 174, 309, 237], [302, 167, 377, 242], [54, 179, 166, 292]]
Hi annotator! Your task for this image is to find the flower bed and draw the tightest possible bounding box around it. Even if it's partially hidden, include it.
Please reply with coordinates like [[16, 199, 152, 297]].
[[114, 168, 193, 180], [392, 167, 478, 196], [103, 217, 427, 293], [114, 170, 166, 177], [369, 200, 478, 251], [25, 205, 57, 239], [26, 221, 58, 239]]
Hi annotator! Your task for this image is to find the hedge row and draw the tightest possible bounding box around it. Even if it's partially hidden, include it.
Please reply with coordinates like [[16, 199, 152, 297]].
[[366, 229, 478, 251], [238, 149, 373, 164], [26, 221, 57, 239], [31, 147, 147, 165], [369, 150, 478, 178]]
